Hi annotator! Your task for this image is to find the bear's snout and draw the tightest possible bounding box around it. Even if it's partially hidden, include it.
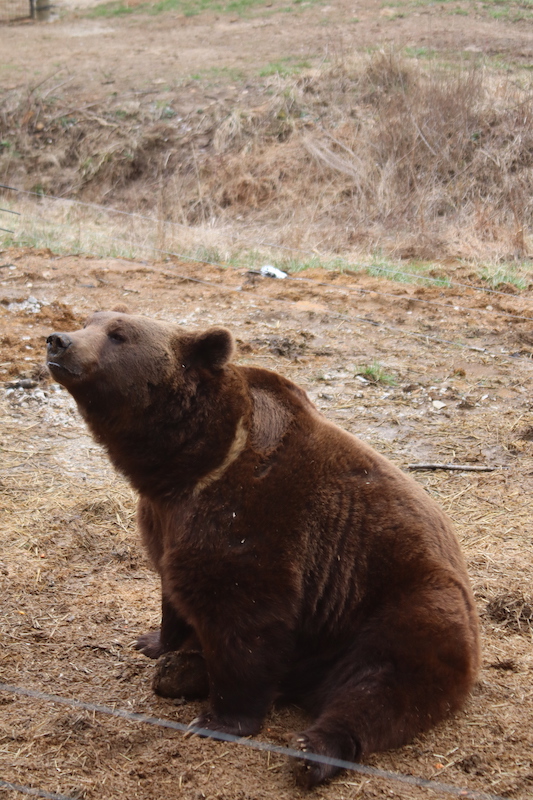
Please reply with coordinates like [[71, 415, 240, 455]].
[[47, 332, 73, 355], [46, 332, 83, 381]]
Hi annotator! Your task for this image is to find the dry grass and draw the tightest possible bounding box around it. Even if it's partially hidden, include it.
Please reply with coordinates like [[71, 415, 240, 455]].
[[486, 592, 533, 633], [2, 52, 533, 262], [1, 249, 533, 798], [302, 53, 533, 259]]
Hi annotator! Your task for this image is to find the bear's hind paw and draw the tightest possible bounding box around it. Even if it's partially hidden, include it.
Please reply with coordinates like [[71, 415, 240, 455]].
[[289, 731, 345, 789]]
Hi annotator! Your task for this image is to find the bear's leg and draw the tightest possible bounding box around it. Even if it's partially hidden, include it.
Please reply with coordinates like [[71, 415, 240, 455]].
[[190, 623, 293, 737], [135, 595, 194, 659], [290, 595, 477, 788], [290, 664, 400, 788]]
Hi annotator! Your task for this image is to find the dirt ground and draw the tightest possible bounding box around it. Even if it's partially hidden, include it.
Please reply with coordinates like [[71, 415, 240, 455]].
[[1, 248, 533, 800], [2, 0, 532, 96]]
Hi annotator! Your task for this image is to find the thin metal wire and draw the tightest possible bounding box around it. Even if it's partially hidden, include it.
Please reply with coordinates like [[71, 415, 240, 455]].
[[0, 683, 507, 800], [10, 202, 533, 325], [0, 778, 78, 800], [290, 273, 533, 324], [52, 230, 533, 365], [0, 182, 530, 301], [2, 207, 531, 366]]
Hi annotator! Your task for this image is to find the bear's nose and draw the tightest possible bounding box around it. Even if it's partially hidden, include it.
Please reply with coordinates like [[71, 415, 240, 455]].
[[46, 332, 73, 355]]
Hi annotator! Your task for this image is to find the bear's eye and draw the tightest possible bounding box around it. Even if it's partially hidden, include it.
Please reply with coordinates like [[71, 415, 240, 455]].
[[108, 330, 126, 343]]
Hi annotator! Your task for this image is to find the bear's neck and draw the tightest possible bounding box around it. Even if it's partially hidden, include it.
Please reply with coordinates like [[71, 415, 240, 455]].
[[85, 372, 251, 501]]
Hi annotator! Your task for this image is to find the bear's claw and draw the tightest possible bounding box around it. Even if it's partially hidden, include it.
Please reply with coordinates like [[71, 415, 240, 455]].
[[134, 630, 164, 659], [185, 711, 262, 738], [290, 732, 340, 789]]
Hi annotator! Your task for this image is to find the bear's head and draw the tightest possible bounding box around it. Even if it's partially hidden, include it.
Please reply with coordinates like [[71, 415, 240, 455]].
[[46, 310, 234, 418]]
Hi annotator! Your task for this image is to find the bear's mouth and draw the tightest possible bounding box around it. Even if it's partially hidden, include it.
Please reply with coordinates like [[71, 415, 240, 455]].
[[47, 360, 82, 378]]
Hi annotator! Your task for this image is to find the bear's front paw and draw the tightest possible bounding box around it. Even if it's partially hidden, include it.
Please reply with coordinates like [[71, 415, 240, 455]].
[[152, 650, 209, 699], [134, 630, 165, 659], [186, 711, 262, 738]]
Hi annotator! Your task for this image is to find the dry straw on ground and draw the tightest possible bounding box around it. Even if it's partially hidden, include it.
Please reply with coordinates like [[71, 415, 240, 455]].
[[1, 249, 533, 799]]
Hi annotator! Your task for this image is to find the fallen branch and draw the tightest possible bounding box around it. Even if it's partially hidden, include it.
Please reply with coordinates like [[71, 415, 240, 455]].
[[407, 463, 498, 472]]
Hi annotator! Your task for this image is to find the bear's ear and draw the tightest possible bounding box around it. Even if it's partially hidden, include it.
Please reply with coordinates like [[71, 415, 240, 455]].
[[184, 327, 234, 371], [112, 304, 130, 314]]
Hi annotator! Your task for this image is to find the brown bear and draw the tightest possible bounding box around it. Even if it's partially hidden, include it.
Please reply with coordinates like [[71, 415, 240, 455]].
[[46, 310, 480, 788]]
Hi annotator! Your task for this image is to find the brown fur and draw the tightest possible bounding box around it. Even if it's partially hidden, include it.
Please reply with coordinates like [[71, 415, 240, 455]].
[[46, 311, 480, 788]]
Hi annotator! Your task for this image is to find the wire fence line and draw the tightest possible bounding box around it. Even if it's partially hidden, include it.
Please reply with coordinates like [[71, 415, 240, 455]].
[[1, 202, 532, 372], [0, 0, 31, 22], [4, 202, 533, 327], [0, 682, 508, 800], [0, 182, 530, 301], [0, 778, 78, 800]]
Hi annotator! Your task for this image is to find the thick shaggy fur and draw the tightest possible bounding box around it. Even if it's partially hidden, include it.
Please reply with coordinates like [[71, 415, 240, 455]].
[[46, 311, 480, 788]]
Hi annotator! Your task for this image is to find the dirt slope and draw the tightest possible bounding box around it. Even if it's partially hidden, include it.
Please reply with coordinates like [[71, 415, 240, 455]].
[[2, 0, 533, 260]]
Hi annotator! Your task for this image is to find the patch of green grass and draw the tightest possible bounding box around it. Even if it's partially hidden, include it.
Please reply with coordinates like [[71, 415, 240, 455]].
[[190, 66, 247, 83], [383, 0, 533, 21], [194, 245, 225, 264], [0, 226, 139, 260], [365, 257, 451, 287], [89, 1, 138, 16], [151, 0, 221, 15], [258, 58, 312, 78], [267, 255, 349, 273], [486, 5, 507, 16], [355, 360, 397, 385], [89, 0, 310, 17], [480, 264, 531, 290], [404, 47, 437, 59], [481, 0, 533, 17], [0, 213, 141, 260]]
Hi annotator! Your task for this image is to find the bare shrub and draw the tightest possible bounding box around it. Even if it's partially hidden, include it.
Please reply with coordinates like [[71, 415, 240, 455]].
[[300, 53, 533, 258], [1, 54, 532, 261]]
